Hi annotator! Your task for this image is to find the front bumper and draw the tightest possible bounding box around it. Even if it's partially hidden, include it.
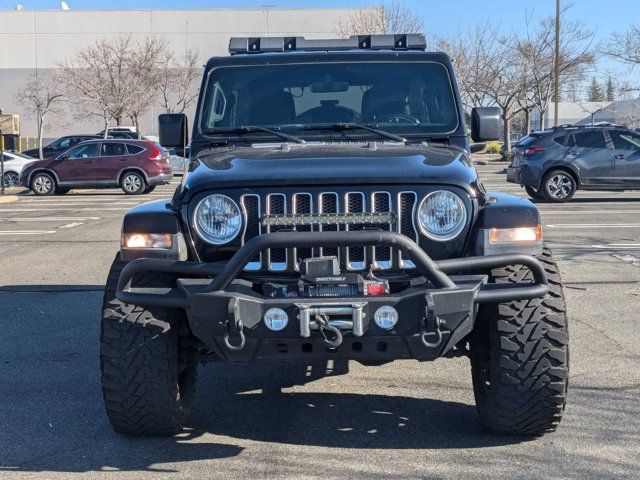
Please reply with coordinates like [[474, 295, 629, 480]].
[[116, 231, 548, 362]]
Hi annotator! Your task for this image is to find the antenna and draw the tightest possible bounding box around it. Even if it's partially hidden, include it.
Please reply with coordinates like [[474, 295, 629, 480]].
[[60, 1, 70, 10]]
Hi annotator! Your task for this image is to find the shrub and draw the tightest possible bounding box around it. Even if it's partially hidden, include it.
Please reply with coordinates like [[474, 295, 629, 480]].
[[484, 141, 501, 154]]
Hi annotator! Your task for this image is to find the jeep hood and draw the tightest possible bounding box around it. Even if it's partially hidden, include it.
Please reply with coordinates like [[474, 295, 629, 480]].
[[181, 143, 477, 200]]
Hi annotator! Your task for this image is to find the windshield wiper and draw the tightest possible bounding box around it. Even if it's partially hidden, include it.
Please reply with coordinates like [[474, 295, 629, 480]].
[[303, 123, 407, 143], [208, 125, 305, 144]]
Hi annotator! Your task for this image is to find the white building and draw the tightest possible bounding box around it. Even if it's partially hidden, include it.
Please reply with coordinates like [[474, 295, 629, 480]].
[[0, 8, 376, 139]]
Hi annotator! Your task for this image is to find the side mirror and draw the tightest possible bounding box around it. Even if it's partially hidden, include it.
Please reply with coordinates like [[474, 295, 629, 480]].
[[159, 113, 189, 149], [471, 107, 501, 142]]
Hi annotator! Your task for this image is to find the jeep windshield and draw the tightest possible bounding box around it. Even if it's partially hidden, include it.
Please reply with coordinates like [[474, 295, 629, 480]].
[[199, 61, 459, 140]]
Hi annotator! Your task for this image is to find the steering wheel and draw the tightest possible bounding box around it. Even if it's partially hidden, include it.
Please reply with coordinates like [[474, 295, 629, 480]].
[[375, 113, 421, 125]]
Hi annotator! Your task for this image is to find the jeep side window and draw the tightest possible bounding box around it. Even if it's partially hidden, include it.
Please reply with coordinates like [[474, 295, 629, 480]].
[[573, 131, 606, 149], [205, 83, 227, 128]]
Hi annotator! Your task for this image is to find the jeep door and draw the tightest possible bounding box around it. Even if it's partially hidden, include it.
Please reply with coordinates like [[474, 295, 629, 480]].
[[96, 142, 129, 185], [565, 130, 613, 185], [608, 130, 640, 187], [52, 143, 99, 184]]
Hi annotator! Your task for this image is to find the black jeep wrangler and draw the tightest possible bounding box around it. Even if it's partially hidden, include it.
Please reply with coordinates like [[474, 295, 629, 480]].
[[101, 34, 568, 437]]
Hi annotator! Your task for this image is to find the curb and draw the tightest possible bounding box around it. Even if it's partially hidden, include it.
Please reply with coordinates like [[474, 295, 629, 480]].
[[0, 195, 19, 203]]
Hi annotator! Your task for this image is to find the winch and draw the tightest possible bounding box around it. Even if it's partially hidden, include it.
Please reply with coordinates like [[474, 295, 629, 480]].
[[298, 256, 388, 298]]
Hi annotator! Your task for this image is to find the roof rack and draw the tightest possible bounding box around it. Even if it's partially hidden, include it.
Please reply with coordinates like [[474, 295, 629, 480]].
[[228, 34, 427, 55]]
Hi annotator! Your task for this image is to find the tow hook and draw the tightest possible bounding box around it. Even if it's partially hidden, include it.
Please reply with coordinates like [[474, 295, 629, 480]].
[[223, 299, 246, 351], [315, 314, 343, 348], [421, 296, 444, 348]]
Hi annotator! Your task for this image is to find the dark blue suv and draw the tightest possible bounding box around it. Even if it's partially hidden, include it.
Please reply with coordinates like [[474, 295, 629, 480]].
[[507, 124, 640, 202]]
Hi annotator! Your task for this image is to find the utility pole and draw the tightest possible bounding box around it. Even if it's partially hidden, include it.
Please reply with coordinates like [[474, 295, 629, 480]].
[[554, 0, 560, 127]]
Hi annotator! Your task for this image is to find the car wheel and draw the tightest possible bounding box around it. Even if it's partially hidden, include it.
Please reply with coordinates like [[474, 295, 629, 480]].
[[143, 185, 157, 194], [524, 185, 545, 200], [542, 170, 576, 202], [120, 171, 146, 195], [30, 172, 56, 196], [101, 254, 198, 436], [470, 246, 569, 435], [3, 172, 20, 188]]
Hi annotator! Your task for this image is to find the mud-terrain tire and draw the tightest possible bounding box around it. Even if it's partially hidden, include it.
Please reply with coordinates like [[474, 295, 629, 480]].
[[470, 246, 569, 435], [100, 254, 197, 436]]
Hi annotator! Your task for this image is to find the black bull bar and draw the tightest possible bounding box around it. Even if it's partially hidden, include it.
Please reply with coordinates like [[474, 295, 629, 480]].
[[116, 231, 548, 360]]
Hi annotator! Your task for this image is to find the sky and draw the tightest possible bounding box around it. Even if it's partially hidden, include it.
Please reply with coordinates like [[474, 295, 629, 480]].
[[3, 0, 639, 89]]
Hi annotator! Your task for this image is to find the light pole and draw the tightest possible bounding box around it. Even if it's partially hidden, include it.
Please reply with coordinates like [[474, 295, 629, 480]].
[[554, 0, 560, 127]]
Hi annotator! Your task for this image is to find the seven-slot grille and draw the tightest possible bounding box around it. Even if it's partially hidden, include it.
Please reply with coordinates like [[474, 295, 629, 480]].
[[240, 190, 418, 272]]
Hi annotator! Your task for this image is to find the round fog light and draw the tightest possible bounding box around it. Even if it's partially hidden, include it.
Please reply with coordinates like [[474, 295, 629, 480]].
[[263, 308, 289, 331], [374, 305, 399, 330]]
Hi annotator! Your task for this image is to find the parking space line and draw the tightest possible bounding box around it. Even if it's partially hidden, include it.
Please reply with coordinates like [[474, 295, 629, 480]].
[[0, 230, 57, 235], [0, 217, 100, 221], [546, 224, 640, 228], [59, 222, 84, 229]]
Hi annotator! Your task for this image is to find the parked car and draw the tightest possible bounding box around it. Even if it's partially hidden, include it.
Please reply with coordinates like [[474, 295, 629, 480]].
[[101, 34, 568, 437], [21, 135, 103, 159], [507, 124, 640, 202], [97, 127, 144, 140], [168, 149, 189, 175], [20, 139, 173, 195], [1, 151, 35, 187]]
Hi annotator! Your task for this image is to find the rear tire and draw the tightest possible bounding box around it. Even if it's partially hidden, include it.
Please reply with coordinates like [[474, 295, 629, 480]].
[[541, 170, 576, 202], [100, 254, 197, 436], [30, 172, 56, 196], [525, 185, 544, 200], [120, 171, 147, 195], [143, 185, 157, 194], [470, 246, 569, 435]]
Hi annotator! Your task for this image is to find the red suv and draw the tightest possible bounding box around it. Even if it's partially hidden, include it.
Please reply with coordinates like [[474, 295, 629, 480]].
[[20, 139, 173, 195]]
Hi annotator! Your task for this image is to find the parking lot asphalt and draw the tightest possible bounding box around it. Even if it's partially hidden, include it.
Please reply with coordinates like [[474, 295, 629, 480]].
[[0, 165, 639, 480]]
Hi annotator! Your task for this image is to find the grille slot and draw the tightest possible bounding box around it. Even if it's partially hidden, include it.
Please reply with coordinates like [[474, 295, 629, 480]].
[[266, 193, 287, 271], [240, 189, 417, 272]]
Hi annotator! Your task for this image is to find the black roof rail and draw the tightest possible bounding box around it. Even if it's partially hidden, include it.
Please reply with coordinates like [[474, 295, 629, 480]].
[[228, 34, 427, 55]]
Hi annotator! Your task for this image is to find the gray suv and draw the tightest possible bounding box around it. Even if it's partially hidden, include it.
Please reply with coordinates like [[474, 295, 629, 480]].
[[507, 125, 640, 202]]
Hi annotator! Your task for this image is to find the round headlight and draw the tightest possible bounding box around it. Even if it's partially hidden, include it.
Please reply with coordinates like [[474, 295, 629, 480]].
[[193, 194, 242, 245], [417, 190, 467, 241]]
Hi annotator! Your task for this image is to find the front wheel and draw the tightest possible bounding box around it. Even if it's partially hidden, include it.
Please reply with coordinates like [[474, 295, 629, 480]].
[[470, 246, 569, 435], [100, 254, 198, 436], [3, 171, 20, 188], [30, 172, 56, 196], [542, 170, 576, 202], [120, 171, 147, 195]]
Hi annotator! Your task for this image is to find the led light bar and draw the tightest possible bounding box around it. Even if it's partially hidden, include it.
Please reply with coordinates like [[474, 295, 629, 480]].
[[229, 34, 427, 55], [261, 212, 394, 227]]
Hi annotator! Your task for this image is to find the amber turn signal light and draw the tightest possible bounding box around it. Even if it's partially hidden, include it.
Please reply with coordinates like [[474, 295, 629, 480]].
[[122, 233, 172, 249], [489, 226, 542, 244]]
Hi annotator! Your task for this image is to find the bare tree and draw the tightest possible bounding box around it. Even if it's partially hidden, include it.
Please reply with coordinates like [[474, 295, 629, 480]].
[[157, 49, 201, 114], [443, 24, 529, 151], [516, 10, 593, 130], [58, 36, 137, 137], [125, 37, 168, 137], [336, 1, 423, 37], [15, 73, 65, 159], [602, 24, 640, 68]]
